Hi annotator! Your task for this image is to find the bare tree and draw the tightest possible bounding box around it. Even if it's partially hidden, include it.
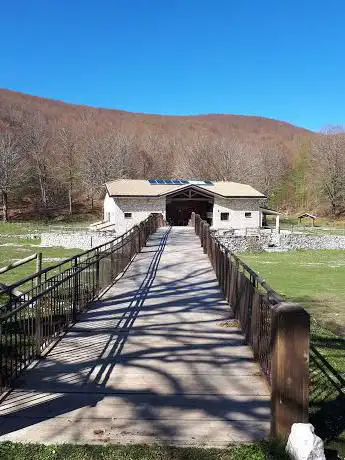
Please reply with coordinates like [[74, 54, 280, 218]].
[[254, 143, 289, 197], [80, 128, 132, 208], [22, 113, 52, 211], [312, 127, 345, 216], [0, 130, 24, 221], [55, 124, 80, 215]]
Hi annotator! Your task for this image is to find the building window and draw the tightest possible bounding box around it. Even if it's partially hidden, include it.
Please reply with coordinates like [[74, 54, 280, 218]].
[[124, 212, 132, 218], [245, 212, 252, 218], [220, 212, 229, 221]]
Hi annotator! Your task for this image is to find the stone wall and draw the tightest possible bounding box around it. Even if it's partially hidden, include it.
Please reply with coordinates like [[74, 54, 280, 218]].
[[41, 232, 115, 250], [0, 233, 39, 240], [217, 232, 345, 253]]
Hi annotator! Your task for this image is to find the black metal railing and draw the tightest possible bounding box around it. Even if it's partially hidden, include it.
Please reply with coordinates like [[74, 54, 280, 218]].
[[193, 212, 310, 438], [0, 213, 165, 393], [193, 213, 284, 381], [309, 344, 345, 446]]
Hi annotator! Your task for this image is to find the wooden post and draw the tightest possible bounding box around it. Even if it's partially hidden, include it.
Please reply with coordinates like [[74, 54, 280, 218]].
[[136, 227, 140, 252], [203, 223, 209, 254], [207, 226, 211, 257], [211, 237, 216, 269], [110, 242, 115, 280], [203, 223, 207, 251], [271, 303, 310, 438], [221, 249, 225, 291], [191, 211, 196, 228], [216, 242, 220, 281], [223, 249, 228, 296], [226, 253, 231, 302], [35, 252, 43, 356], [36, 252, 42, 277]]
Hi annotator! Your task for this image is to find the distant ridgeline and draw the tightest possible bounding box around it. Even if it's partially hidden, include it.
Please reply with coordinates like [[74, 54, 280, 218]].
[[1, 88, 344, 219]]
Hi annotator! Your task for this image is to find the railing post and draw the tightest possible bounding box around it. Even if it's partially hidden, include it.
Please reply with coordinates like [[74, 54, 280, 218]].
[[226, 252, 231, 301], [203, 223, 209, 254], [211, 236, 215, 268], [223, 250, 228, 299], [220, 248, 224, 289], [110, 242, 115, 281], [135, 227, 140, 253], [95, 248, 100, 294], [215, 241, 219, 280], [200, 221, 204, 248], [72, 257, 79, 321], [35, 252, 43, 356], [191, 211, 196, 228], [271, 303, 310, 438]]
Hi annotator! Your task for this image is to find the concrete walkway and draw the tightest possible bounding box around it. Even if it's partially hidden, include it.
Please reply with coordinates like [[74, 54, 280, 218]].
[[0, 227, 270, 447]]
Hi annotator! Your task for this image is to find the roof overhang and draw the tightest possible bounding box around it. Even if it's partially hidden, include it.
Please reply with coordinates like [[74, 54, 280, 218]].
[[260, 207, 280, 216], [297, 213, 317, 219], [105, 180, 266, 199], [164, 184, 219, 198]]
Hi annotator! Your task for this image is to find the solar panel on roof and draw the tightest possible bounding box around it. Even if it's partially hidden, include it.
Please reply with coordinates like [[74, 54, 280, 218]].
[[149, 179, 204, 185]]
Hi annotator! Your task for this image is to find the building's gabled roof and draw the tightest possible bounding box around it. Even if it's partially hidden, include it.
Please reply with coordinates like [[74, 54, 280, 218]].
[[298, 213, 317, 219], [105, 179, 266, 198]]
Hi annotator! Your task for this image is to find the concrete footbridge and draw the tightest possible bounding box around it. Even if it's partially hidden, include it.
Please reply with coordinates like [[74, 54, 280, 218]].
[[0, 216, 309, 446]]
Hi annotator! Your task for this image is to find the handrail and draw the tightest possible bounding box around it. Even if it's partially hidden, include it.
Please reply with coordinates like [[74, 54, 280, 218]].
[[0, 217, 150, 294], [0, 253, 38, 275], [192, 212, 310, 438], [0, 213, 165, 394]]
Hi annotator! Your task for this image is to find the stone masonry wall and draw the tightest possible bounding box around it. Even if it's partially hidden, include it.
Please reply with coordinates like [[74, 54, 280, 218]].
[[41, 232, 115, 250], [217, 232, 345, 253]]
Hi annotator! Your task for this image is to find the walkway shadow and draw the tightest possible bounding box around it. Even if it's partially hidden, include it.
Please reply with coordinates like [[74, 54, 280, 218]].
[[0, 227, 270, 445]]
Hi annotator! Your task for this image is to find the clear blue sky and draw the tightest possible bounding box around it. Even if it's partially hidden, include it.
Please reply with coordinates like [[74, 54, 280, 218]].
[[1, 0, 344, 131]]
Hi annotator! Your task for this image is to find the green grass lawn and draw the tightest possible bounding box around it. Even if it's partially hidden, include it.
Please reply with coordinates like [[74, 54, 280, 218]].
[[241, 250, 345, 371], [266, 215, 345, 235], [0, 237, 81, 286], [241, 249, 345, 457], [241, 249, 345, 334], [0, 217, 96, 236], [0, 441, 289, 460]]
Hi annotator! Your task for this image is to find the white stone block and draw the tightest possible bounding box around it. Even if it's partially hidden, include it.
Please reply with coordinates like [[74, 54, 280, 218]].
[[286, 423, 326, 460]]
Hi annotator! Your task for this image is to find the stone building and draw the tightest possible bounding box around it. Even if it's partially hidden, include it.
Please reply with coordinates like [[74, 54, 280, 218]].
[[104, 179, 279, 233]]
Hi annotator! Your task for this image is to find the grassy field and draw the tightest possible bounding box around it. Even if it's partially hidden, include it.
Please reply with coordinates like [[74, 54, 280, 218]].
[[0, 236, 81, 286], [241, 249, 345, 334], [241, 250, 345, 363], [241, 248, 345, 425], [242, 249, 345, 457], [266, 215, 345, 235], [0, 219, 93, 236], [0, 219, 96, 286], [0, 441, 289, 460]]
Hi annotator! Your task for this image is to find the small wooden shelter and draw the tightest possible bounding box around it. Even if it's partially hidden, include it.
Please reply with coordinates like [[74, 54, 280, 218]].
[[297, 213, 317, 226]]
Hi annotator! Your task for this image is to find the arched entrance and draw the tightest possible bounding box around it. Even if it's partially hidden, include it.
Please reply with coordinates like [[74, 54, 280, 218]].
[[166, 187, 214, 226]]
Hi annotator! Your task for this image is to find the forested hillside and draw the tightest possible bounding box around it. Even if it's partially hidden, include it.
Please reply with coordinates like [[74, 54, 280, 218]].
[[1, 88, 344, 220]]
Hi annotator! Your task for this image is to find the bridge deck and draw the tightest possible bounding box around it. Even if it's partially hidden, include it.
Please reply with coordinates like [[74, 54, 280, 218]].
[[0, 227, 270, 447]]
